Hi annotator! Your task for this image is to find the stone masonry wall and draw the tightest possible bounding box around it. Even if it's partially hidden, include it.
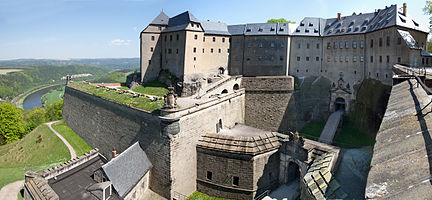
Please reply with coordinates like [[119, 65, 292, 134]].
[[243, 76, 331, 132], [62, 86, 171, 198]]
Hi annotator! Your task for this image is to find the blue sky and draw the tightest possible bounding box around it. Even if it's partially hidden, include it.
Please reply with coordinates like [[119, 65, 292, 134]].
[[0, 0, 430, 60]]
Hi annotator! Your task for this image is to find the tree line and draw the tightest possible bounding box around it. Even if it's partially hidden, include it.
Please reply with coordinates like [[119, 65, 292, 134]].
[[0, 100, 63, 145]]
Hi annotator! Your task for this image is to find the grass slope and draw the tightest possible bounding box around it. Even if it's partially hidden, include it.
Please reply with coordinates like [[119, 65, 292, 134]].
[[187, 191, 232, 200], [133, 81, 169, 97], [0, 124, 70, 189], [69, 82, 164, 113], [42, 86, 65, 106], [52, 120, 92, 156]]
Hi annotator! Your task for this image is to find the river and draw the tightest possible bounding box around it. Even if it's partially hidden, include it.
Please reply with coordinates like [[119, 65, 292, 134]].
[[22, 85, 61, 110]]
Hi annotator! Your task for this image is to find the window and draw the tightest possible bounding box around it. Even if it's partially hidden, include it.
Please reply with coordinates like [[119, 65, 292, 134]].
[[235, 56, 239, 61], [370, 56, 373, 63], [306, 56, 310, 61], [345, 41, 349, 49], [397, 37, 402, 45], [327, 56, 331, 62], [354, 70, 357, 74], [334, 56, 337, 62], [191, 23, 194, 27], [151, 36, 155, 41], [398, 57, 401, 62], [222, 38, 225, 43], [427, 58, 429, 65], [168, 49, 172, 54], [218, 48, 221, 53], [386, 36, 390, 46], [170, 35, 172, 41], [334, 42, 337, 49], [353, 56, 357, 62], [202, 48, 204, 53], [379, 56, 382, 63], [281, 43, 284, 48], [270, 42, 275, 48], [297, 56, 300, 61], [259, 42, 263, 48], [177, 34, 179, 40], [307, 43, 310, 49], [353, 41, 357, 48], [423, 58, 425, 65], [158, 26, 162, 30], [150, 47, 153, 52], [339, 41, 343, 49], [164, 35, 167, 41], [194, 34, 197, 40], [340, 56, 343, 62], [194, 57, 196, 61], [176, 49, 178, 54], [258, 56, 262, 61], [211, 48, 214, 53], [246, 57, 250, 61], [387, 56, 390, 63], [206, 171, 212, 180], [316, 56, 319, 61], [193, 47, 196, 53], [213, 37, 216, 42], [327, 42, 331, 49], [370, 39, 373, 48], [360, 56, 364, 62], [379, 38, 382, 47], [233, 176, 239, 186], [148, 60, 151, 64], [203, 37, 206, 42], [298, 43, 301, 48], [247, 43, 252, 48], [345, 56, 349, 62], [280, 56, 284, 61], [227, 48, 229, 53], [236, 43, 240, 48], [316, 43, 320, 49], [360, 40, 364, 48]]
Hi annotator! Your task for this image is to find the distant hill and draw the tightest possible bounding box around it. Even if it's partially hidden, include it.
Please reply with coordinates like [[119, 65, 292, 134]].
[[0, 58, 140, 70]]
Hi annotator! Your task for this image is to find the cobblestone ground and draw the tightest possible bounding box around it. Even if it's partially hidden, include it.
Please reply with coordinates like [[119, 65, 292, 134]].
[[335, 147, 373, 199]]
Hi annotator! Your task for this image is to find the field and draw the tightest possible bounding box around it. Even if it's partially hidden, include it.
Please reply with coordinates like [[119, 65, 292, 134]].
[[0, 124, 70, 189], [69, 82, 165, 113], [52, 120, 93, 156], [0, 69, 22, 75], [42, 86, 65, 106]]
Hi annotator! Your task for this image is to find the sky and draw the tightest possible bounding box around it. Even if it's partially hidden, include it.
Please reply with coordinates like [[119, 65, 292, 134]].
[[0, 0, 430, 60]]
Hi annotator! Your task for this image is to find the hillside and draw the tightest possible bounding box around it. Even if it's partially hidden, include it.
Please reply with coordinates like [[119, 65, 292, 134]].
[[0, 58, 139, 70]]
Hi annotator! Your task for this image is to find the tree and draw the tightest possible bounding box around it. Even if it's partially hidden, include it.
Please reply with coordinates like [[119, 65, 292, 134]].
[[0, 102, 24, 144], [23, 107, 47, 133], [45, 100, 63, 121], [267, 18, 295, 24], [424, 0, 432, 32]]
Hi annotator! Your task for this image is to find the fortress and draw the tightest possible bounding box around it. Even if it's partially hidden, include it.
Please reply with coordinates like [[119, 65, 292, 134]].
[[44, 3, 432, 200]]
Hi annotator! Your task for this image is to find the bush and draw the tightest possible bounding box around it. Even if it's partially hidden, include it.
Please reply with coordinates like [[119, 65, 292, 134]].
[[0, 102, 25, 144], [45, 100, 63, 121], [22, 107, 47, 134]]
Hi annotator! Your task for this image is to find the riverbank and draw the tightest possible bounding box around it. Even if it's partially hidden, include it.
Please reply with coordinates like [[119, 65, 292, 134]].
[[11, 84, 63, 109]]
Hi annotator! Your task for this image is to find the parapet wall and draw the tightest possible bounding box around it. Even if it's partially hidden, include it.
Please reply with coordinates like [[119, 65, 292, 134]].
[[62, 86, 171, 198]]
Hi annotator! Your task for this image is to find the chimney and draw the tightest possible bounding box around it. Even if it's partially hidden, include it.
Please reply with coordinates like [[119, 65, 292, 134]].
[[337, 13, 341, 21], [403, 3, 407, 16], [112, 146, 117, 159]]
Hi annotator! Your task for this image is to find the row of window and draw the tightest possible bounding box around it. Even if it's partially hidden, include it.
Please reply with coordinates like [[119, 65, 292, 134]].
[[320, 55, 400, 63], [241, 42, 285, 48], [206, 171, 239, 186], [157, 48, 229, 54], [297, 43, 320, 49], [296, 56, 320, 62], [151, 34, 229, 43], [242, 56, 284, 61], [326, 40, 364, 49]]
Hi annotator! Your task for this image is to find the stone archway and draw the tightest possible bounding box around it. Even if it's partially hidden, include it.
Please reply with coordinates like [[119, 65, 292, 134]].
[[287, 162, 301, 183], [335, 97, 346, 111]]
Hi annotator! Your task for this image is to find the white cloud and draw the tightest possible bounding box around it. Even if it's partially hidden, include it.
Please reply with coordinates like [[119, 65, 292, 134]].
[[110, 39, 132, 46]]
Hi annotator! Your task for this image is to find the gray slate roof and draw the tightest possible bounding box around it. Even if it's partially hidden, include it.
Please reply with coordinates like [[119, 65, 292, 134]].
[[102, 142, 152, 198], [168, 11, 199, 27], [397, 29, 420, 49], [200, 20, 230, 35], [227, 23, 297, 36], [293, 17, 321, 36], [421, 50, 432, 57], [150, 12, 169, 25]]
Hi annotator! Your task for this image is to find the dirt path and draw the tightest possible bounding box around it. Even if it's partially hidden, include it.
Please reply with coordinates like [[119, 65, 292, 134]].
[[46, 121, 77, 159], [0, 180, 25, 200]]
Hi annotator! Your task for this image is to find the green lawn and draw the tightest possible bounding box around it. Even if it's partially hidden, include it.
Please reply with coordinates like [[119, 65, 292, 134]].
[[0, 124, 70, 189], [52, 120, 93, 156], [299, 118, 375, 148], [133, 81, 169, 97], [117, 86, 129, 90], [69, 82, 164, 113], [42, 86, 65, 106], [187, 191, 232, 200]]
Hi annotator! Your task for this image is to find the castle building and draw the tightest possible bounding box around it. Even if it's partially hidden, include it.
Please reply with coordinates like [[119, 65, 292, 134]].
[[141, 3, 430, 100]]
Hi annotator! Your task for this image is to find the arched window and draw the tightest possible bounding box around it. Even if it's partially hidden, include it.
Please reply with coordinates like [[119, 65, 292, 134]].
[[233, 84, 239, 90]]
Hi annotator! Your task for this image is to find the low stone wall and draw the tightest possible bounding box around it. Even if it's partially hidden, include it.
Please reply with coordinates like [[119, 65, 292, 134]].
[[62, 86, 171, 198]]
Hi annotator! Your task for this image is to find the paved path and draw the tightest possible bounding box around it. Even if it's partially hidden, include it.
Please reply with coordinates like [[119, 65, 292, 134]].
[[46, 121, 77, 159], [0, 180, 25, 200], [319, 110, 344, 144]]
